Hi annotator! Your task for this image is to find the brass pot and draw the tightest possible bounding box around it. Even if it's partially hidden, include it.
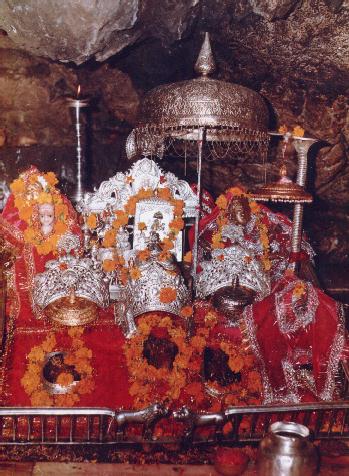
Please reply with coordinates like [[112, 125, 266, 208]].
[[257, 421, 318, 476]]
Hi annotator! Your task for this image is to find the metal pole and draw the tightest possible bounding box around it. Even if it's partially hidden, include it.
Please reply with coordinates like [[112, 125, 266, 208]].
[[192, 127, 205, 293], [291, 138, 317, 271]]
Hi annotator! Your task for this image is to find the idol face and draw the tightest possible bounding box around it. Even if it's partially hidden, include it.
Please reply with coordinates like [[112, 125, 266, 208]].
[[39, 203, 55, 235]]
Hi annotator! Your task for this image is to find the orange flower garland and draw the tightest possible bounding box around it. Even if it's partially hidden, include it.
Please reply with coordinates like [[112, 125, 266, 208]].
[[10, 170, 70, 255], [123, 313, 190, 409], [21, 327, 94, 407]]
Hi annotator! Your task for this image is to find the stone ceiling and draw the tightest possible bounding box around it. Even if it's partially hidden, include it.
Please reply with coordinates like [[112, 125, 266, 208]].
[[0, 0, 348, 264]]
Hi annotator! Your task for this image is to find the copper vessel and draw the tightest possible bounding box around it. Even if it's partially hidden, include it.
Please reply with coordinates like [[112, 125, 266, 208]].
[[257, 421, 318, 476], [212, 276, 255, 325]]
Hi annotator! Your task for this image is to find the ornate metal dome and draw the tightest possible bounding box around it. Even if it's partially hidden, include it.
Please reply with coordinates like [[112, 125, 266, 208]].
[[131, 33, 270, 160]]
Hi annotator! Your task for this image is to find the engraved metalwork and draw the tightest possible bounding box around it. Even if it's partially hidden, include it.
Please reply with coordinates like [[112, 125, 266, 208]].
[[0, 181, 10, 211], [33, 253, 109, 326], [132, 33, 270, 162], [80, 158, 198, 218], [173, 406, 225, 441], [196, 246, 270, 301], [120, 234, 191, 326], [251, 166, 313, 204], [115, 402, 169, 440]]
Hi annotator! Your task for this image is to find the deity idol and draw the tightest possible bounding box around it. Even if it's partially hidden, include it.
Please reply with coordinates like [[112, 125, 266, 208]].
[[0, 166, 81, 321], [193, 186, 315, 286]]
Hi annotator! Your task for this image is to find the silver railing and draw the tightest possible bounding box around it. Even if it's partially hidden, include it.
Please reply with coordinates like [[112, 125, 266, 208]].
[[0, 401, 349, 446]]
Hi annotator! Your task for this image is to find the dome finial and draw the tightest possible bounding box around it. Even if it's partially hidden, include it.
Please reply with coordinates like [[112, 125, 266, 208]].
[[194, 32, 216, 77]]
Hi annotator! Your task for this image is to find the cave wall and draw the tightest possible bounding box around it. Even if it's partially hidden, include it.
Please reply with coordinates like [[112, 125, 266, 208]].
[[0, 0, 348, 269]]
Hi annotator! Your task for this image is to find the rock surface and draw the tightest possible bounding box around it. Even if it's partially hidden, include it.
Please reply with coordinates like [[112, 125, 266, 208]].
[[0, 0, 200, 64]]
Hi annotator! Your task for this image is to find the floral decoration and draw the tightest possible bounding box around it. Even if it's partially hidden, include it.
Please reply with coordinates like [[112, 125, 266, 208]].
[[21, 327, 94, 407]]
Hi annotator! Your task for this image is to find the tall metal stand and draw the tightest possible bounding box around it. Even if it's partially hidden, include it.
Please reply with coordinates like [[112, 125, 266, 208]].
[[291, 138, 317, 272], [67, 97, 89, 205]]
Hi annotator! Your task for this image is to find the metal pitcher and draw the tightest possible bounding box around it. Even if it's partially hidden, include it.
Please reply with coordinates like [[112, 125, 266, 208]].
[[257, 421, 318, 476]]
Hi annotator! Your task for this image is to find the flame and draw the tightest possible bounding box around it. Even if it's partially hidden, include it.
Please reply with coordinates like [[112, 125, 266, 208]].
[[77, 84, 81, 98]]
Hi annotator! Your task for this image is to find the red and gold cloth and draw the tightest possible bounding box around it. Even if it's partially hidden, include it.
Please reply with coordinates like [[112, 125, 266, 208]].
[[242, 274, 346, 404]]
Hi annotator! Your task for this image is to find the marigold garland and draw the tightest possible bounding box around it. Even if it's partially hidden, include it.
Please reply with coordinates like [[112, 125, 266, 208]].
[[21, 327, 94, 407], [87, 184, 185, 295], [123, 313, 190, 409], [10, 170, 70, 255]]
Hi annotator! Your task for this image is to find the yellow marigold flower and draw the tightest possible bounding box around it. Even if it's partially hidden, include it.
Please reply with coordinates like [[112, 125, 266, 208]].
[[172, 199, 184, 216], [228, 354, 244, 373], [159, 287, 177, 303], [56, 372, 74, 387], [10, 178, 26, 194], [41, 334, 56, 352], [28, 346, 45, 363], [215, 194, 227, 210], [19, 206, 33, 222], [169, 217, 184, 232], [102, 259, 117, 273], [55, 203, 68, 221], [115, 211, 129, 226], [36, 240, 53, 255], [44, 172, 58, 186], [31, 390, 53, 407], [68, 326, 84, 338], [180, 305, 193, 318], [137, 249, 150, 261], [137, 188, 153, 200], [183, 251, 192, 263], [77, 377, 95, 395], [293, 125, 305, 137], [102, 229, 116, 248], [293, 281, 306, 298], [14, 196, 26, 210], [54, 221, 68, 235], [157, 187, 172, 200], [130, 267, 141, 280], [23, 227, 37, 243], [162, 237, 174, 251], [75, 347, 92, 359], [278, 125, 288, 135], [138, 222, 147, 231], [249, 200, 260, 214], [227, 186, 245, 197], [86, 214, 97, 229], [38, 192, 53, 204], [125, 197, 137, 215]]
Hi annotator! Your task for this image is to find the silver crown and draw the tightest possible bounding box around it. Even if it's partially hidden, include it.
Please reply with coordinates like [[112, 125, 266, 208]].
[[120, 236, 190, 325], [33, 255, 110, 311], [195, 245, 270, 300]]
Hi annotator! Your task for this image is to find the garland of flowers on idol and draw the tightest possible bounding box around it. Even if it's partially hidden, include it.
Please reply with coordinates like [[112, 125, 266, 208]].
[[85, 184, 185, 294], [10, 171, 69, 255], [21, 327, 94, 407], [123, 309, 262, 410], [211, 187, 272, 272]]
